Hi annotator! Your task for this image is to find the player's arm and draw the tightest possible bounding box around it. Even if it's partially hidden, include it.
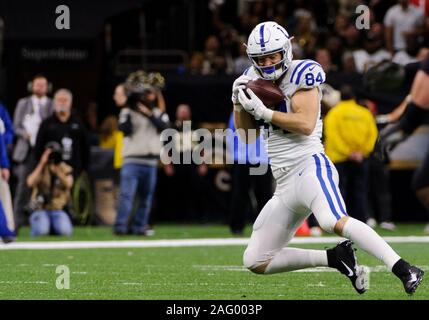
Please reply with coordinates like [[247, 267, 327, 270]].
[[27, 149, 50, 188], [376, 66, 429, 159], [234, 104, 259, 130], [376, 96, 409, 124], [238, 61, 324, 135], [270, 87, 319, 136]]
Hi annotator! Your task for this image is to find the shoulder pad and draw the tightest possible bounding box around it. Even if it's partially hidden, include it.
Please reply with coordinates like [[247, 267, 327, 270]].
[[242, 66, 258, 78], [289, 59, 325, 89]]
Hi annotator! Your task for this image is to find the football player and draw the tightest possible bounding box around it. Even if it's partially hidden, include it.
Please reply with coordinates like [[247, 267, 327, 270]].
[[232, 21, 424, 294], [377, 53, 429, 235]]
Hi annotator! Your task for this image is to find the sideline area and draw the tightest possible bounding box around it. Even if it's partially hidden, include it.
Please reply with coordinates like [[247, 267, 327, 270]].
[[2, 236, 429, 250]]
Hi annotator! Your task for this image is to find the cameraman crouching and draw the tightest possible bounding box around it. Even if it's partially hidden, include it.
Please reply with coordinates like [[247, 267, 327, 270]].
[[26, 142, 73, 236], [114, 72, 170, 235]]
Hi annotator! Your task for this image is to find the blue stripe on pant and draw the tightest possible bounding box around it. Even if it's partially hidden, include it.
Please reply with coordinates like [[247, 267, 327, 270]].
[[320, 153, 347, 216], [312, 154, 342, 220]]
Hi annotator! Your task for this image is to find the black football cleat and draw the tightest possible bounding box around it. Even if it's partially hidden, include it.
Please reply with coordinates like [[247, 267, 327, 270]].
[[392, 259, 424, 294], [327, 240, 369, 294], [402, 266, 424, 294]]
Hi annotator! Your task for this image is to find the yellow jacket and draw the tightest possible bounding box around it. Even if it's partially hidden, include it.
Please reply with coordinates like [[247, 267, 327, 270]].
[[324, 99, 378, 163], [113, 131, 123, 169], [99, 130, 124, 169]]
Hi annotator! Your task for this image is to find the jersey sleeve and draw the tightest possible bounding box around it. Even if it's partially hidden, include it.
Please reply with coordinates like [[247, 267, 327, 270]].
[[290, 60, 326, 90]]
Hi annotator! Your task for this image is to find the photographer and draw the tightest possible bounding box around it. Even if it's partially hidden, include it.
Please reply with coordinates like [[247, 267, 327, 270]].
[[26, 142, 73, 236], [114, 71, 170, 235], [34, 89, 90, 179]]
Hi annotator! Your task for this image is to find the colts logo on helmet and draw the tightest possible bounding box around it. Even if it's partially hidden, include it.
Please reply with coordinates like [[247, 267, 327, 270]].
[[257, 24, 270, 52]]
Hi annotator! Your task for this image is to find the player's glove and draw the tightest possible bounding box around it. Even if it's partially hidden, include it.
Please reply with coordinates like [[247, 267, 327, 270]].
[[231, 75, 252, 110], [237, 88, 274, 122], [375, 114, 392, 125], [374, 123, 408, 162]]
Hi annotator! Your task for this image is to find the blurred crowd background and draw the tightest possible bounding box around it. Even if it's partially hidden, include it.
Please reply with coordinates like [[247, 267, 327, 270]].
[[0, 0, 429, 239]]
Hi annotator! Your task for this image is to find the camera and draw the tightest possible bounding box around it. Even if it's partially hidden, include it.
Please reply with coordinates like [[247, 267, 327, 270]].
[[48, 149, 62, 164], [25, 193, 50, 213], [124, 70, 157, 111], [45, 141, 63, 164]]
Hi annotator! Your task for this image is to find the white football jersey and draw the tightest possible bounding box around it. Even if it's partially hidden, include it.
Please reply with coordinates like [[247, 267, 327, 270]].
[[242, 59, 326, 172]]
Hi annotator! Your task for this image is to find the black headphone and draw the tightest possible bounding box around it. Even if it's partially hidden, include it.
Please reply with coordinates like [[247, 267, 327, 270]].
[[27, 74, 53, 94]]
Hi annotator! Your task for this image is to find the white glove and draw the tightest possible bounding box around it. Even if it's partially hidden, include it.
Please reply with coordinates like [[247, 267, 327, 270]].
[[237, 88, 274, 122], [375, 114, 391, 124], [231, 75, 252, 106]]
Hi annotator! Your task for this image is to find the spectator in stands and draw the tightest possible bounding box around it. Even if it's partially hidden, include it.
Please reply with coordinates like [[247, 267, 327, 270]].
[[315, 48, 337, 76], [12, 74, 53, 229], [341, 51, 358, 74], [233, 41, 251, 75], [188, 52, 205, 75], [26, 141, 73, 236], [384, 0, 425, 55], [369, 0, 398, 23], [294, 10, 317, 57], [226, 112, 273, 235], [202, 35, 221, 75], [211, 6, 240, 57], [114, 72, 170, 236], [325, 35, 344, 70], [338, 0, 363, 16], [392, 37, 422, 65], [34, 89, 90, 179], [410, 0, 429, 17], [202, 35, 233, 75], [353, 15, 391, 73], [99, 116, 120, 150], [239, 1, 265, 35], [334, 12, 361, 49], [324, 85, 378, 223]]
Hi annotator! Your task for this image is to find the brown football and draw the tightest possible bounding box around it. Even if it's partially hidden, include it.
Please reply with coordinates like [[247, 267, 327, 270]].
[[245, 78, 285, 109]]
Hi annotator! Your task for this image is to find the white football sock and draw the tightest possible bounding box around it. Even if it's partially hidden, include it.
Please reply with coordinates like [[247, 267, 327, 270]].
[[342, 217, 401, 270], [265, 247, 328, 274]]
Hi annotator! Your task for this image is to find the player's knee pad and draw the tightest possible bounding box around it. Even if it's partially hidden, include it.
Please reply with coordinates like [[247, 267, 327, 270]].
[[243, 248, 268, 274]]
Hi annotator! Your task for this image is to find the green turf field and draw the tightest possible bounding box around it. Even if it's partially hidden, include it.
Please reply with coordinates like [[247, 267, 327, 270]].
[[0, 224, 428, 300]]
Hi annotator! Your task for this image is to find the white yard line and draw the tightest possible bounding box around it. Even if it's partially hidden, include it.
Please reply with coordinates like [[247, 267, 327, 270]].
[[192, 265, 429, 273], [1, 236, 429, 250]]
